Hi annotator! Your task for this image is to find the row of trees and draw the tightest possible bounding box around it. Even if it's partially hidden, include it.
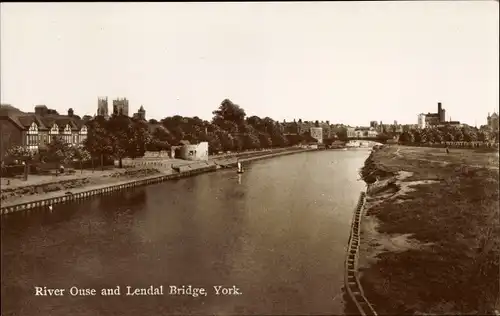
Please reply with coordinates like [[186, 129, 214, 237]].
[[6, 99, 498, 179], [84, 99, 327, 168], [5, 137, 91, 180], [6, 99, 326, 177], [399, 125, 499, 144]]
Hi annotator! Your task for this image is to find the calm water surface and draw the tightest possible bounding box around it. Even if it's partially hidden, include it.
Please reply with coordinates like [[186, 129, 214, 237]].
[[1, 150, 369, 316]]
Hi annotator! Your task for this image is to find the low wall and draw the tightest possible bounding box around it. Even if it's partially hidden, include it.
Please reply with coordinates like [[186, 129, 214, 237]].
[[0, 149, 311, 215], [0, 165, 217, 216], [401, 142, 499, 149], [0, 148, 317, 217], [344, 191, 378, 316]]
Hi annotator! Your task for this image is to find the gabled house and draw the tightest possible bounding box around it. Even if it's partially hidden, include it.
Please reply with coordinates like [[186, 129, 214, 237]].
[[0, 105, 88, 159]]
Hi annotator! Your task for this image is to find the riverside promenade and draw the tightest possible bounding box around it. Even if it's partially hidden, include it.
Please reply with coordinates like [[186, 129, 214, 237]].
[[0, 147, 315, 215]]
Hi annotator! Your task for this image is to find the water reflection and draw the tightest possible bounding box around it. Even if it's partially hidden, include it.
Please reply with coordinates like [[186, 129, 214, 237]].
[[1, 150, 369, 316]]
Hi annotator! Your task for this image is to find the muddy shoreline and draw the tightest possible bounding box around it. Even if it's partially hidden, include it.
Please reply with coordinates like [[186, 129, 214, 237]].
[[358, 145, 499, 315]]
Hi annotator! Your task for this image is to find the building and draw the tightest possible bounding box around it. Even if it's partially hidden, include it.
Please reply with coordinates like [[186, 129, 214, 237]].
[[347, 127, 356, 138], [418, 113, 426, 129], [171, 141, 208, 161], [0, 105, 87, 159], [282, 119, 331, 139], [132, 105, 146, 121], [97, 97, 109, 118], [425, 102, 446, 126], [487, 112, 499, 132], [113, 98, 129, 116], [352, 127, 379, 138], [310, 127, 323, 144]]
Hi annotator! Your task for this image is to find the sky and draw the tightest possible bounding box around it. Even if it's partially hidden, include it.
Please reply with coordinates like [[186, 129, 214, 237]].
[[1, 2, 498, 127]]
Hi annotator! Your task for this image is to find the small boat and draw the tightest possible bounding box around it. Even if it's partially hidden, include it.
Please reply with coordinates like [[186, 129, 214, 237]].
[[237, 161, 244, 174]]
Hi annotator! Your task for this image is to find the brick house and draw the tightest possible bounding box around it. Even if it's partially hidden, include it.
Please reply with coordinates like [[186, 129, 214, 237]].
[[0, 104, 87, 160]]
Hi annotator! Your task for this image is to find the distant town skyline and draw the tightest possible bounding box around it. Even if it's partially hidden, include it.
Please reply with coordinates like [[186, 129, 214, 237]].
[[1, 2, 498, 126]]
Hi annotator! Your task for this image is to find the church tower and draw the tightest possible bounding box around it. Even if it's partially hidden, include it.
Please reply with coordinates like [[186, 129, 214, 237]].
[[97, 97, 109, 118], [138, 105, 146, 121]]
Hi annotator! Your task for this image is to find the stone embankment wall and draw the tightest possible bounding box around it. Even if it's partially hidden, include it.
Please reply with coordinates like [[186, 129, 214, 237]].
[[344, 191, 378, 316], [0, 165, 217, 215], [401, 141, 499, 149], [0, 148, 314, 216]]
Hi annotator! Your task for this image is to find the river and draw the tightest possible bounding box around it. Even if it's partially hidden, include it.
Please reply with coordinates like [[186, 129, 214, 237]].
[[1, 149, 370, 316]]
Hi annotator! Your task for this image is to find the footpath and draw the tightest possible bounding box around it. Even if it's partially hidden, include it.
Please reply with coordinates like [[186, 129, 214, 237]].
[[357, 145, 499, 315], [0, 147, 314, 214]]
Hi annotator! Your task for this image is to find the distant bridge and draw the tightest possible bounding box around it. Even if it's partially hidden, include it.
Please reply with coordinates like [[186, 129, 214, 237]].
[[346, 137, 388, 143], [344, 139, 384, 147]]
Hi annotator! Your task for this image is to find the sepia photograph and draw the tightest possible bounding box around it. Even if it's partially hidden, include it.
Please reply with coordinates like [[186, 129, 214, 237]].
[[0, 2, 499, 315]]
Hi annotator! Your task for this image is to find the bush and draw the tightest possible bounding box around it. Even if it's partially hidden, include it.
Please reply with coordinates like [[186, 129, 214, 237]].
[[0, 164, 25, 177]]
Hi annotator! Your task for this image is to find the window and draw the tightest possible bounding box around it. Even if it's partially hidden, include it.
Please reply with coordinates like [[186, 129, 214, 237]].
[[28, 122, 38, 134], [80, 125, 87, 134], [50, 124, 59, 134], [64, 124, 72, 134], [26, 134, 38, 146]]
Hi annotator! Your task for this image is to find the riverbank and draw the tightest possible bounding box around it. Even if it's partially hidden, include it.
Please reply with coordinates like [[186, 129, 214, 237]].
[[358, 145, 499, 315], [0, 147, 314, 215]]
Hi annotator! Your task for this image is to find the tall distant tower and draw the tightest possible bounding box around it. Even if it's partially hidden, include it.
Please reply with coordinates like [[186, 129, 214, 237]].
[[418, 113, 426, 129], [113, 98, 129, 116], [97, 97, 109, 118], [137, 105, 146, 121], [438, 102, 446, 123]]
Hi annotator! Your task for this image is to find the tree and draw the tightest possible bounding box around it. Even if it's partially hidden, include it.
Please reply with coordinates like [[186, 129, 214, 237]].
[[169, 126, 186, 144], [286, 133, 305, 146], [302, 131, 319, 144], [444, 132, 454, 142], [452, 128, 464, 142], [107, 115, 135, 168], [212, 99, 246, 124], [84, 117, 113, 171], [70, 146, 91, 174], [258, 132, 272, 148], [40, 136, 73, 173], [152, 126, 174, 144], [399, 131, 414, 144], [243, 133, 261, 150], [478, 131, 487, 142], [218, 132, 235, 151], [6, 146, 35, 180], [129, 119, 151, 159], [208, 136, 222, 154], [146, 139, 170, 152], [493, 131, 499, 143], [377, 133, 392, 143], [234, 136, 244, 151], [335, 127, 348, 141], [430, 129, 443, 143]]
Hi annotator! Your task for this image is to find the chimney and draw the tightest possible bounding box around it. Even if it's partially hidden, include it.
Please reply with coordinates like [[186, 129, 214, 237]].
[[68, 108, 74, 117], [34, 105, 48, 116], [438, 102, 442, 114]]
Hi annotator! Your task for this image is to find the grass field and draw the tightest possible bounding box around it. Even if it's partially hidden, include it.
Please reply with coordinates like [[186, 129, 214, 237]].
[[358, 145, 499, 315]]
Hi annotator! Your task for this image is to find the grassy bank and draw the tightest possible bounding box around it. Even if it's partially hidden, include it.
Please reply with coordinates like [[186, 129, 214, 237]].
[[358, 145, 499, 315]]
